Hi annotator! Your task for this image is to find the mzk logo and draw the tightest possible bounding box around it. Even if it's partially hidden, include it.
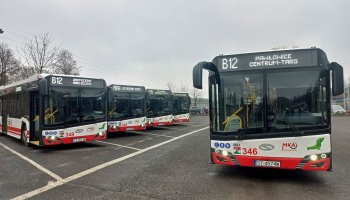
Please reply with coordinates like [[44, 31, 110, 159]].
[[307, 137, 325, 150]]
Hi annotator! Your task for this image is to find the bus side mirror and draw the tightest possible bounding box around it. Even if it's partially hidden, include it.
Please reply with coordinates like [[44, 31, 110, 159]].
[[330, 62, 344, 96], [193, 62, 218, 89], [38, 79, 48, 96]]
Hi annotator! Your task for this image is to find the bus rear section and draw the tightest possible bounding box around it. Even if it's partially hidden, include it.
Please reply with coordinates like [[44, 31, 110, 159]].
[[107, 85, 147, 132], [146, 89, 174, 127], [173, 92, 191, 123], [192, 48, 344, 171], [0, 74, 108, 146]]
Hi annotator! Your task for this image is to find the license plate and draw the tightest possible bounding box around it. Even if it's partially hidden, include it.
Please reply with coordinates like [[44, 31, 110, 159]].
[[126, 127, 134, 131], [254, 160, 280, 168], [72, 138, 86, 143]]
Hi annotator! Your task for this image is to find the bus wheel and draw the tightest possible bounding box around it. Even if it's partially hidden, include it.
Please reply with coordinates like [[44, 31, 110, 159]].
[[21, 126, 30, 147]]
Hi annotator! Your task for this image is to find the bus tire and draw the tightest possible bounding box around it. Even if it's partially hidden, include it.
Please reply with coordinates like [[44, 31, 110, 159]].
[[21, 125, 30, 147]]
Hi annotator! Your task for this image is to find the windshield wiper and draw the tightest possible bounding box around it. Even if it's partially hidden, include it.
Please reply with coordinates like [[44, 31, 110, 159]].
[[271, 105, 303, 136]]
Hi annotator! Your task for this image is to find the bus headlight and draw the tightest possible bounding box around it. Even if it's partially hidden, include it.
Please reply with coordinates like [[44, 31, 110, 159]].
[[222, 151, 228, 156], [50, 136, 56, 140], [98, 132, 103, 136], [321, 154, 327, 159], [113, 125, 116, 129], [310, 154, 318, 161]]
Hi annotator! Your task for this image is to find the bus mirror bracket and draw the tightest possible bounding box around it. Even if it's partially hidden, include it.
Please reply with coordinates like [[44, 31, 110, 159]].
[[38, 79, 48, 96], [330, 62, 344, 96], [193, 62, 218, 89]]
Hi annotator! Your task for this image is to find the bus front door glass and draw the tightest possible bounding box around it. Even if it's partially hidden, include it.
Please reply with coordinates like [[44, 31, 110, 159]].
[[213, 73, 264, 134]]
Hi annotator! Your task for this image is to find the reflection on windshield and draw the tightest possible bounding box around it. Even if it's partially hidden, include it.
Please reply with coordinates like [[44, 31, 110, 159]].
[[173, 96, 190, 115], [147, 96, 173, 117], [211, 69, 328, 134], [108, 93, 145, 120], [44, 87, 106, 126], [217, 73, 263, 133], [267, 70, 328, 130]]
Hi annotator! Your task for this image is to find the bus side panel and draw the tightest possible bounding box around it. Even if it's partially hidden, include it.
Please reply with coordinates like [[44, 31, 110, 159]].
[[6, 117, 22, 139]]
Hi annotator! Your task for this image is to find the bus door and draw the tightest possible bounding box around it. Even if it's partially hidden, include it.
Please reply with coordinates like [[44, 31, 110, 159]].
[[29, 91, 40, 141]]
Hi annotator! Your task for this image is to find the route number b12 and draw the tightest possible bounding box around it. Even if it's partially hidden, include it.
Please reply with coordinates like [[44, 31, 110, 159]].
[[222, 58, 238, 70]]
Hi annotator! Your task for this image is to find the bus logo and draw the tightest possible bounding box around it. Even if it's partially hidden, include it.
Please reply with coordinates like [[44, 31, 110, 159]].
[[259, 144, 275, 151], [75, 129, 83, 133], [44, 131, 58, 136], [307, 137, 324, 150], [282, 142, 298, 151], [214, 142, 231, 149]]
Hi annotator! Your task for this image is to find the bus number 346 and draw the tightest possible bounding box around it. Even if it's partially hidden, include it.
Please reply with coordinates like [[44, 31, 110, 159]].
[[242, 148, 258, 155]]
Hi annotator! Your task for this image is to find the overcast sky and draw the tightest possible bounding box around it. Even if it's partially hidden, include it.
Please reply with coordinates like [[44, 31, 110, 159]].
[[1, 0, 350, 96]]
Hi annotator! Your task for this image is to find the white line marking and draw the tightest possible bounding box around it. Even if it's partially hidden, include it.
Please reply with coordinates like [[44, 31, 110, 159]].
[[0, 142, 63, 182], [11, 126, 209, 200], [133, 131, 175, 138], [95, 141, 141, 151]]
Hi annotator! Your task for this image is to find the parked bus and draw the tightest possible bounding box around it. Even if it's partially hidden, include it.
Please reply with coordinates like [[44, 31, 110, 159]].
[[107, 85, 147, 132], [193, 48, 344, 171], [0, 74, 108, 146], [173, 92, 191, 123], [146, 89, 174, 126]]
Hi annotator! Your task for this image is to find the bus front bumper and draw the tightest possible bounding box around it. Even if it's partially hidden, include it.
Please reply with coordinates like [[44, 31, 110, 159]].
[[211, 151, 331, 171]]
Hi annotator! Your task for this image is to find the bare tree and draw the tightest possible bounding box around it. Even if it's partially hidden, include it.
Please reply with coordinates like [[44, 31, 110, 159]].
[[52, 49, 80, 75], [180, 84, 189, 93], [0, 43, 21, 86], [166, 79, 176, 91], [22, 33, 59, 75], [191, 88, 202, 106]]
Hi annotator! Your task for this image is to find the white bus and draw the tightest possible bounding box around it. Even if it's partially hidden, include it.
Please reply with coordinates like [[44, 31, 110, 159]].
[[0, 74, 108, 146]]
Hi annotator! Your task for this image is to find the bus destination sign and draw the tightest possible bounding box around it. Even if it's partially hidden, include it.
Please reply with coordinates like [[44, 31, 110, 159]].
[[112, 85, 144, 92], [49, 76, 105, 88], [214, 49, 319, 72], [147, 89, 172, 95]]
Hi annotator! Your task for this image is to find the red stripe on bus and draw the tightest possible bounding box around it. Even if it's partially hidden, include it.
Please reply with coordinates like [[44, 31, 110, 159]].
[[7, 126, 21, 135]]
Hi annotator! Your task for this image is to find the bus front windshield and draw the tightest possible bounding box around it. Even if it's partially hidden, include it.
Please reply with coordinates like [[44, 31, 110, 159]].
[[212, 69, 328, 135], [173, 96, 190, 115], [44, 87, 106, 126], [147, 95, 173, 117], [109, 93, 145, 120]]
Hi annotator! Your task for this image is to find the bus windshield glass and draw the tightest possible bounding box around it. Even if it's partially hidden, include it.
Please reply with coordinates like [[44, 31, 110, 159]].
[[44, 87, 106, 126], [109, 92, 145, 120], [212, 69, 328, 134], [173, 96, 190, 115], [148, 95, 173, 117]]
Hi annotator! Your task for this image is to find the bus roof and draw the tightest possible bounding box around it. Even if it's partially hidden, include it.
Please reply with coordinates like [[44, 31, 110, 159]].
[[212, 48, 329, 72]]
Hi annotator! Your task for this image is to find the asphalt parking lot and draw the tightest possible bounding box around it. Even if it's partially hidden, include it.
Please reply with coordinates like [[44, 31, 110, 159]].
[[1, 116, 350, 200], [0, 116, 209, 200]]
